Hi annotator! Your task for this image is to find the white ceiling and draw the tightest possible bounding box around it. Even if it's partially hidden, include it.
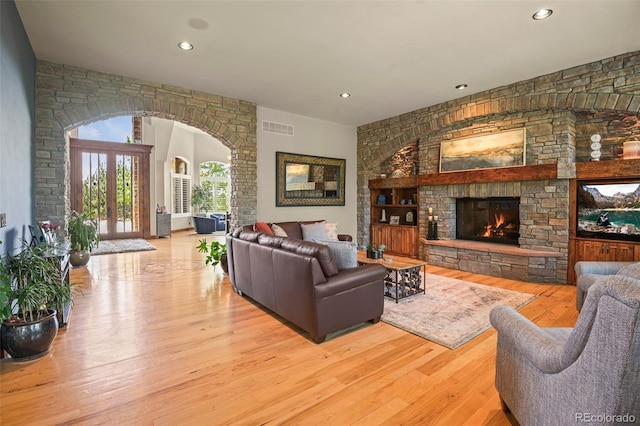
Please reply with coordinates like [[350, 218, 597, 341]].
[[15, 1, 640, 127]]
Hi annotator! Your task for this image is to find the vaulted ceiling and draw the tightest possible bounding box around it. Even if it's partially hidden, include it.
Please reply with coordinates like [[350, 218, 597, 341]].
[[15, 1, 640, 126]]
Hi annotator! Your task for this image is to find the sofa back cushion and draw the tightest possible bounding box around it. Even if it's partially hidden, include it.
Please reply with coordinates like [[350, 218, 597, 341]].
[[238, 230, 262, 242], [273, 221, 304, 239], [280, 238, 339, 277], [258, 234, 285, 248]]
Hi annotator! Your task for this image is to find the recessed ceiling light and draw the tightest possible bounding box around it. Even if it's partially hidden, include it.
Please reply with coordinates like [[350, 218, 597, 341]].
[[339, 92, 351, 98], [178, 41, 194, 50], [455, 84, 468, 90], [532, 9, 553, 20]]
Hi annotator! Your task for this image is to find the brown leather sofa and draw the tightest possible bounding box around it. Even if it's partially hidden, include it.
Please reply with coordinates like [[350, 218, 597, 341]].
[[226, 223, 387, 343]]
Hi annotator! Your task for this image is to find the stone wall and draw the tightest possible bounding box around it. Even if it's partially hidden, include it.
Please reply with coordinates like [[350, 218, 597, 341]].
[[357, 50, 640, 282], [34, 60, 257, 229]]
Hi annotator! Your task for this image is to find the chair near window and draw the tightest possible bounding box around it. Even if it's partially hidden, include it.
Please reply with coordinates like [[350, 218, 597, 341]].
[[490, 274, 640, 425]]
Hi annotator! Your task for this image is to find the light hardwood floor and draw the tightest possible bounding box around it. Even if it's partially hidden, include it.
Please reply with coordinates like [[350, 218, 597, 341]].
[[0, 231, 578, 425]]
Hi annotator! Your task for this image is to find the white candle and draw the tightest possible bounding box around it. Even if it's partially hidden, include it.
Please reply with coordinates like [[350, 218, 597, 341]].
[[434, 215, 438, 221], [428, 207, 433, 214], [428, 215, 433, 222]]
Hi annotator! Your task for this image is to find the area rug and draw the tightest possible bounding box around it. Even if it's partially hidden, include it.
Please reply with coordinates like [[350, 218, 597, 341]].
[[91, 239, 156, 256], [381, 274, 537, 349]]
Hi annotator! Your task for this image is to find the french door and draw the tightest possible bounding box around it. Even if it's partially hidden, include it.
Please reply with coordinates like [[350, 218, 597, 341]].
[[70, 138, 153, 240]]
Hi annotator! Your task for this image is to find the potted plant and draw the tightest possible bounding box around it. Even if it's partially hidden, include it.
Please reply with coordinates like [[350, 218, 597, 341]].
[[0, 240, 63, 360], [67, 211, 99, 267], [366, 243, 386, 259], [196, 239, 228, 274]]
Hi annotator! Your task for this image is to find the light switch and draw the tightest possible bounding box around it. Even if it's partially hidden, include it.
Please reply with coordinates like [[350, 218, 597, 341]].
[[0, 213, 6, 228]]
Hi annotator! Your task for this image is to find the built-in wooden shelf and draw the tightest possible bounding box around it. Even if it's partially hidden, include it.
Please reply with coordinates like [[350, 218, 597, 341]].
[[575, 158, 640, 179]]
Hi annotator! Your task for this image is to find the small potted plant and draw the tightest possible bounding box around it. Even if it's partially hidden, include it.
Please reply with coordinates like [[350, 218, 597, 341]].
[[67, 211, 99, 267], [196, 239, 228, 273], [0, 240, 64, 360], [366, 243, 385, 259]]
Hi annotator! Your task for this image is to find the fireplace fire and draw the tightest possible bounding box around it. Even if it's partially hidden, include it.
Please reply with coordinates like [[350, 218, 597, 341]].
[[456, 197, 520, 245]]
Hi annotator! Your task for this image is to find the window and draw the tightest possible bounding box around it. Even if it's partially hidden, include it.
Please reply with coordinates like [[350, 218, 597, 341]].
[[171, 157, 191, 215], [200, 161, 230, 213]]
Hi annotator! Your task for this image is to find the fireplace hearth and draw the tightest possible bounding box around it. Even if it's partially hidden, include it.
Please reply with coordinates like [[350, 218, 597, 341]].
[[456, 197, 520, 245]]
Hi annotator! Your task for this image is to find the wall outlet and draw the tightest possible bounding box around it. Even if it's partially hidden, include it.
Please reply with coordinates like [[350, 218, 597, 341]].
[[0, 213, 6, 228]]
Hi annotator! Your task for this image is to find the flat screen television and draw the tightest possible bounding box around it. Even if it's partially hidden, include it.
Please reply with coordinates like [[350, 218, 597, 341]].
[[577, 180, 640, 242]]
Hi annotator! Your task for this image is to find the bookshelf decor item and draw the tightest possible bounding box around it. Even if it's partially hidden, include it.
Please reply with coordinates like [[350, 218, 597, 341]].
[[427, 210, 438, 240]]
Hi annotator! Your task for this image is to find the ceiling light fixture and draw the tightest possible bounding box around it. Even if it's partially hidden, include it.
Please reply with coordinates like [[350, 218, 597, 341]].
[[339, 92, 351, 98], [455, 84, 468, 90], [178, 41, 194, 50], [532, 9, 553, 20]]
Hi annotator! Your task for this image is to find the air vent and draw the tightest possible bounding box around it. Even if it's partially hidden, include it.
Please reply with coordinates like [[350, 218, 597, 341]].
[[262, 120, 294, 136]]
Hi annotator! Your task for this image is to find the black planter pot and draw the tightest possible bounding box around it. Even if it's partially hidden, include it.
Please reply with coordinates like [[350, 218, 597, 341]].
[[1, 310, 59, 361], [367, 249, 382, 259], [220, 254, 229, 274]]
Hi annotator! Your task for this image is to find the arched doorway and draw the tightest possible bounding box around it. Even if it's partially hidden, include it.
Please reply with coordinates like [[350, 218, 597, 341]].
[[33, 61, 257, 231]]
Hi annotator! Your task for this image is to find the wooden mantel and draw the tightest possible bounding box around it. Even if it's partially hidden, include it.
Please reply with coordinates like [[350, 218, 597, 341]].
[[368, 163, 557, 188], [368, 159, 640, 189]]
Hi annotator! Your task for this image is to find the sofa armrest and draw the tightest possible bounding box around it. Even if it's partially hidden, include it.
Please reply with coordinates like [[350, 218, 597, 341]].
[[314, 264, 387, 299], [575, 261, 633, 277], [490, 306, 571, 374]]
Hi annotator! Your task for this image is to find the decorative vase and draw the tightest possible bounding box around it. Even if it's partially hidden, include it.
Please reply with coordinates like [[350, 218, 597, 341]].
[[1, 310, 59, 360], [69, 250, 91, 267]]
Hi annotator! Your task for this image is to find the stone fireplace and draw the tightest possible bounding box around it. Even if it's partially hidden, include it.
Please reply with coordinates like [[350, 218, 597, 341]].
[[420, 180, 567, 283], [456, 197, 520, 245]]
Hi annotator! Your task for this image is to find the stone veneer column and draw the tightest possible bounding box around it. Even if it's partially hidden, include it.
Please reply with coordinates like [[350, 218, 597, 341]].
[[34, 61, 257, 229]]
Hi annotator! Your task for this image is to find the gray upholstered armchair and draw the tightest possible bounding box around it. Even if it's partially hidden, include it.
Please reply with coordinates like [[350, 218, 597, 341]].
[[575, 261, 634, 311], [490, 274, 640, 425]]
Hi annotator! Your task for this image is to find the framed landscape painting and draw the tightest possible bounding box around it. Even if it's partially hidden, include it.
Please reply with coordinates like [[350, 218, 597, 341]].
[[439, 129, 526, 173]]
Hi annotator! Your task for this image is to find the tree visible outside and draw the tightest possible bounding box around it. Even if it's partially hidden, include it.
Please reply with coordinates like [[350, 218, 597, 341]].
[[200, 161, 230, 213], [82, 160, 134, 220]]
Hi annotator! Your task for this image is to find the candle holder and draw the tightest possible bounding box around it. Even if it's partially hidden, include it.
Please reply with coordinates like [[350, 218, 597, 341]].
[[427, 214, 438, 240]]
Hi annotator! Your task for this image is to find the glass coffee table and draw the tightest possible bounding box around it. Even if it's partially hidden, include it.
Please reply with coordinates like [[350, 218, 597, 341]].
[[357, 251, 427, 303]]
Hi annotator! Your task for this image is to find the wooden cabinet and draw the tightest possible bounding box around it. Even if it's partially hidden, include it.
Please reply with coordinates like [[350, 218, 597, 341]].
[[575, 239, 637, 262], [569, 238, 640, 282], [370, 186, 419, 258], [156, 213, 171, 238], [371, 224, 419, 258]]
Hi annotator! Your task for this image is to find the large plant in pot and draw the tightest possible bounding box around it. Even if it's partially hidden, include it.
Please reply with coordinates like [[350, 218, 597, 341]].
[[67, 211, 99, 267], [0, 240, 67, 360]]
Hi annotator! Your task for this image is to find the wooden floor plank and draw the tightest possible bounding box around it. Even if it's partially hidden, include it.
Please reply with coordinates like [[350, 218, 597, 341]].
[[0, 231, 579, 425]]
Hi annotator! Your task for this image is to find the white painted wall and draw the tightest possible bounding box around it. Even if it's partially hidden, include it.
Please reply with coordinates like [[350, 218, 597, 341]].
[[256, 107, 358, 239], [143, 117, 229, 234]]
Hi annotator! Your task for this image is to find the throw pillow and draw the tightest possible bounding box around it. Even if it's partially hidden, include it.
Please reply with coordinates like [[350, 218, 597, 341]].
[[253, 221, 274, 235], [617, 262, 640, 279], [325, 223, 339, 241], [301, 221, 327, 241], [315, 239, 358, 271], [271, 223, 289, 237]]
